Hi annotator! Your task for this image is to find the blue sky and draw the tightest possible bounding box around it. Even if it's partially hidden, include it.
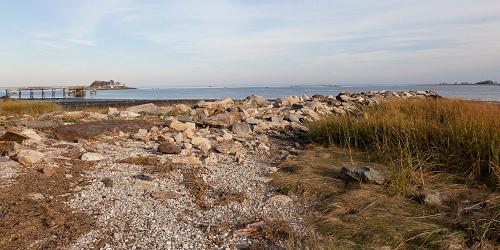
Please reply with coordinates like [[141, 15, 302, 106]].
[[1, 0, 500, 87]]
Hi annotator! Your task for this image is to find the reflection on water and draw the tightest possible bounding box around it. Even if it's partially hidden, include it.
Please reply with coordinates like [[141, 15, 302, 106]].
[[4, 85, 500, 101]]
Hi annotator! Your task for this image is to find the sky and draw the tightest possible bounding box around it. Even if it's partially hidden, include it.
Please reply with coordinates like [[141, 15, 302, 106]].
[[1, 0, 500, 87]]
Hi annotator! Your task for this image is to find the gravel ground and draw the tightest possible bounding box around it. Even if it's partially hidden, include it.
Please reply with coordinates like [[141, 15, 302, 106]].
[[68, 140, 302, 249]]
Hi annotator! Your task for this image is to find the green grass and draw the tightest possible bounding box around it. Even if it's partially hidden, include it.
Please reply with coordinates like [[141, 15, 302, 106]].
[[309, 99, 500, 190], [0, 100, 61, 116]]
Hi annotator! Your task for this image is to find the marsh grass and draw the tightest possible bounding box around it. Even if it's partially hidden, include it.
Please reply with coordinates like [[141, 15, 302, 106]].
[[309, 99, 500, 190], [0, 100, 61, 116], [272, 146, 500, 249]]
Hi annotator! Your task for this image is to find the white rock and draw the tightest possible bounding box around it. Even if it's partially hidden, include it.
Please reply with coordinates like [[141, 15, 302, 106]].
[[81, 152, 105, 161], [119, 111, 141, 118], [107, 107, 119, 115], [17, 149, 45, 165]]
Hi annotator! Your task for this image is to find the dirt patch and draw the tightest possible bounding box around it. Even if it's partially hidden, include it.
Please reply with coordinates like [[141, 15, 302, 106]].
[[0, 159, 95, 249], [182, 169, 212, 210], [52, 119, 154, 142]]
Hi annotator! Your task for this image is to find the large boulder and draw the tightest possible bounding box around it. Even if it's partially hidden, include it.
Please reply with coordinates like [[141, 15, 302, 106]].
[[197, 98, 234, 113], [203, 112, 241, 128], [275, 96, 301, 106], [16, 149, 45, 165], [127, 103, 160, 113], [242, 95, 270, 107]]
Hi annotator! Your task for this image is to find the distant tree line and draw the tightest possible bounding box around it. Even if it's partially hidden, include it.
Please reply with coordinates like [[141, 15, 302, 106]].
[[439, 80, 499, 85]]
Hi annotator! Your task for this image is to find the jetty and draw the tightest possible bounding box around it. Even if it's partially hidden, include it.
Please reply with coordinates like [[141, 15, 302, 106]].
[[0, 86, 97, 99]]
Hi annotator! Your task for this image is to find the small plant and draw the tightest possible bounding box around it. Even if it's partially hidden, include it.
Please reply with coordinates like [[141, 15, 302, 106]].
[[278, 185, 291, 195]]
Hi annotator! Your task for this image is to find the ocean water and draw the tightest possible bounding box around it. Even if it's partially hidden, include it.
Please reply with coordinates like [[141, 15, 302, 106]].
[[5, 85, 500, 101]]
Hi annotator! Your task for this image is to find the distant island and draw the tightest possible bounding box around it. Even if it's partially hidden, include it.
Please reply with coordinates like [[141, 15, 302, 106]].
[[439, 80, 499, 85], [89, 80, 135, 90]]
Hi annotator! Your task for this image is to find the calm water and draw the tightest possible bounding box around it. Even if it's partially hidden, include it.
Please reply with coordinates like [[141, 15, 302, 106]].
[[6, 85, 500, 101]]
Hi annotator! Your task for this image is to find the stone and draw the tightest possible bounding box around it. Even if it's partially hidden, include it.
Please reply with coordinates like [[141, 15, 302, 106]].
[[204, 112, 241, 127], [220, 130, 233, 141], [119, 111, 141, 118], [107, 107, 119, 115], [0, 156, 21, 169], [169, 104, 192, 115], [42, 166, 57, 177], [16, 149, 45, 165], [338, 94, 353, 102], [424, 192, 445, 207], [169, 119, 187, 132], [333, 107, 346, 115], [339, 166, 385, 185], [231, 122, 252, 137], [134, 129, 149, 142], [27, 193, 45, 200], [275, 96, 300, 106], [215, 141, 233, 154], [151, 191, 178, 200], [158, 142, 181, 154], [0, 141, 22, 157], [0, 130, 29, 143], [173, 132, 184, 143], [20, 129, 43, 141], [102, 178, 114, 188], [242, 95, 270, 107], [87, 112, 108, 120], [170, 155, 201, 165], [286, 113, 301, 123], [245, 117, 259, 125], [81, 152, 105, 161], [127, 103, 158, 113], [191, 137, 211, 152], [65, 145, 86, 159]]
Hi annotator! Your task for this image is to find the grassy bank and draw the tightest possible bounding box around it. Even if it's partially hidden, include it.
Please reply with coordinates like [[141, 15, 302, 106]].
[[309, 99, 500, 190], [0, 100, 61, 116]]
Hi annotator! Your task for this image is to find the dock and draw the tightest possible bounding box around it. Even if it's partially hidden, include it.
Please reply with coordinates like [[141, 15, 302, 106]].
[[0, 86, 97, 99]]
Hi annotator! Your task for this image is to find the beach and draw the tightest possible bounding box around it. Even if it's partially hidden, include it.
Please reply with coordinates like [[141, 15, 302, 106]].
[[0, 90, 498, 249]]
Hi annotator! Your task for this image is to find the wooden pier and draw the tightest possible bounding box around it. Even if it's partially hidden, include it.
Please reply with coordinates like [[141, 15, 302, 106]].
[[0, 86, 97, 99]]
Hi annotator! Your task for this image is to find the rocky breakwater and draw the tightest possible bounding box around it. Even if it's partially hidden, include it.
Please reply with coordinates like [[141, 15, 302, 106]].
[[0, 90, 439, 249]]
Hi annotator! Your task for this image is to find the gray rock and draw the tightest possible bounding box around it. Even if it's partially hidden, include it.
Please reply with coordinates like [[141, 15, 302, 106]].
[[245, 117, 259, 125], [339, 166, 385, 184], [231, 122, 252, 137]]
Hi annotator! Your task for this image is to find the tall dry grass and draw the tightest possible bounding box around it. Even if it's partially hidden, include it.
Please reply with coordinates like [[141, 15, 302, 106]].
[[0, 100, 61, 116], [309, 99, 500, 189]]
